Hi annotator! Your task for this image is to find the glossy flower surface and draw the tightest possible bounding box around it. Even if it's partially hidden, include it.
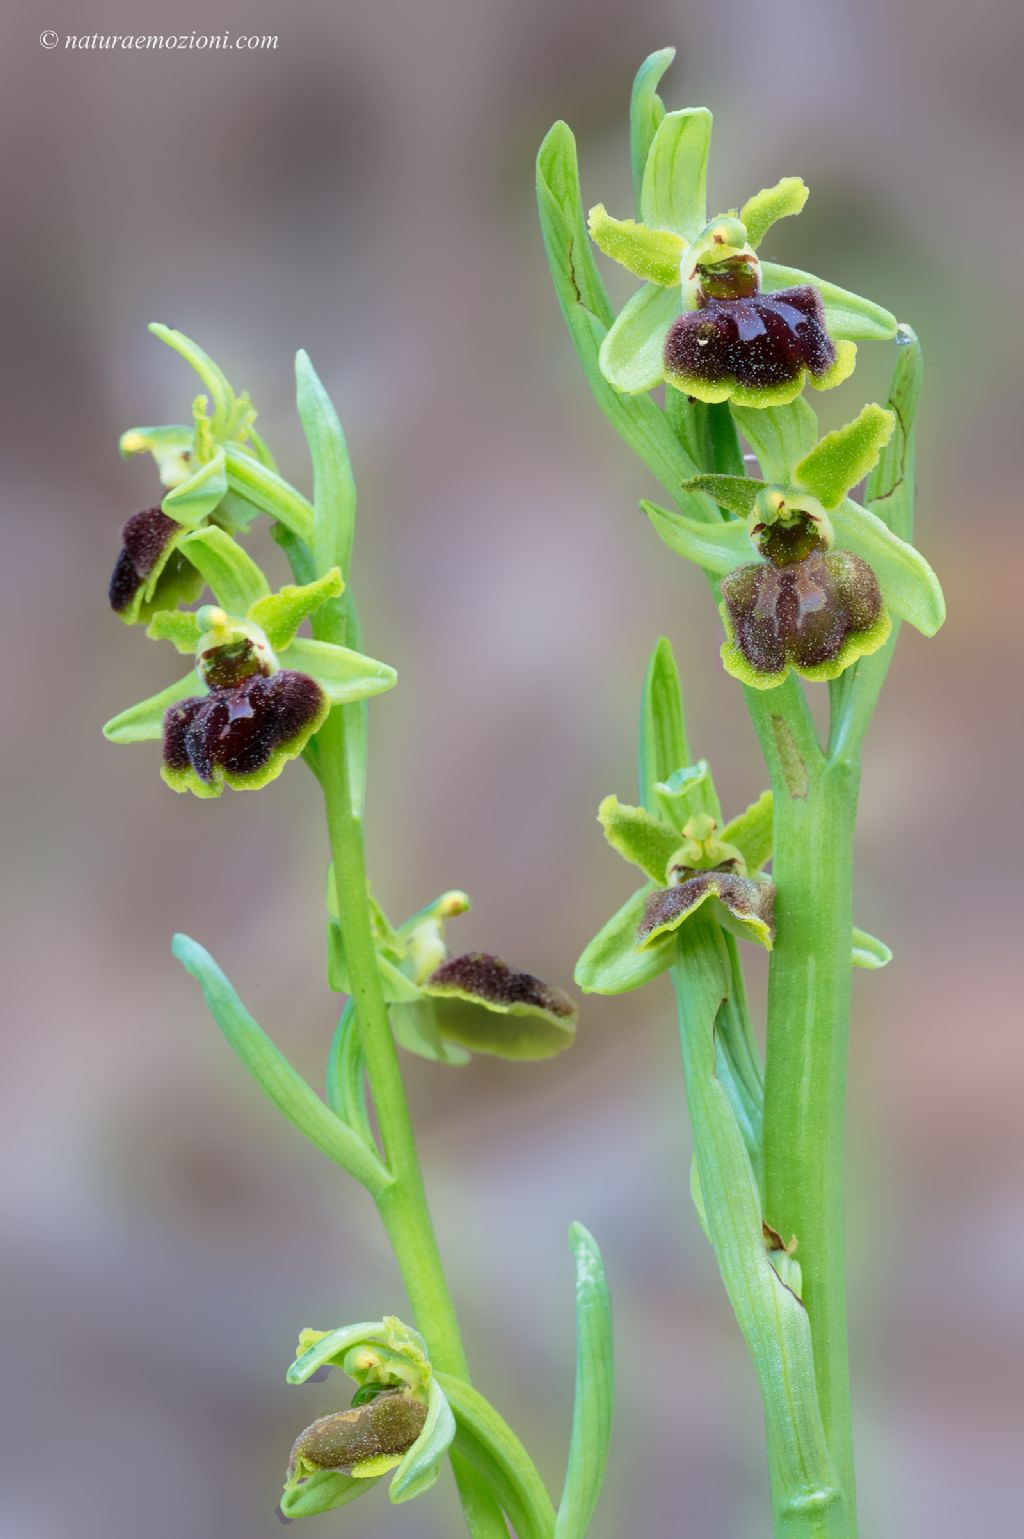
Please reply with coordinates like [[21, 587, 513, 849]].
[[108, 507, 203, 623]]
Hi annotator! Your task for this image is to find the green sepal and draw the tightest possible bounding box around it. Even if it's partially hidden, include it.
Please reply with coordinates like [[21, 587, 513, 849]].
[[390, 1000, 472, 1066], [223, 443, 315, 543], [161, 446, 228, 528], [739, 177, 810, 248], [597, 794, 680, 882], [287, 1322, 408, 1385], [852, 926, 892, 969], [326, 918, 423, 1003], [720, 789, 773, 873], [425, 984, 577, 1062], [794, 405, 895, 509], [172, 935, 391, 1197], [630, 47, 675, 208], [640, 108, 713, 238], [249, 569, 344, 649], [654, 761, 721, 827], [148, 323, 234, 433], [732, 399, 819, 481], [295, 349, 357, 581], [390, 1377, 457, 1504], [280, 1470, 380, 1518], [587, 204, 685, 285], [638, 637, 691, 813], [598, 282, 679, 394], [554, 1223, 613, 1539], [146, 610, 202, 654], [103, 669, 201, 743], [283, 636, 397, 704], [680, 474, 765, 521], [119, 424, 193, 487], [574, 884, 673, 996], [830, 496, 944, 635], [178, 525, 271, 612], [643, 498, 753, 576], [760, 263, 898, 342]]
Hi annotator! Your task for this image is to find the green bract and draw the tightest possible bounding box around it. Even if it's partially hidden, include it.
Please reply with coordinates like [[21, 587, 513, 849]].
[[326, 885, 577, 1063]]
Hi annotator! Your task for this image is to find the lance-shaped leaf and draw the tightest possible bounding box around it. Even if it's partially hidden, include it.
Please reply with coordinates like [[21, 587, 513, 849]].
[[248, 569, 344, 649], [721, 789, 773, 872], [598, 794, 681, 881], [640, 108, 713, 238], [283, 636, 397, 703], [732, 398, 819, 481], [630, 47, 675, 207], [161, 446, 228, 528], [587, 204, 685, 285], [866, 326, 921, 541], [740, 177, 809, 248], [178, 525, 270, 612], [598, 282, 681, 394], [794, 404, 895, 509], [643, 498, 753, 576], [852, 926, 892, 969], [760, 262, 897, 342], [638, 636, 691, 813], [296, 349, 357, 581], [574, 884, 674, 996], [172, 935, 391, 1197], [149, 322, 234, 433], [103, 669, 202, 742], [554, 1223, 613, 1539]]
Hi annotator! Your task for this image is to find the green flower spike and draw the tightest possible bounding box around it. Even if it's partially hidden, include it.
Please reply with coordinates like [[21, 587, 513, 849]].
[[588, 53, 896, 406], [282, 1317, 456, 1517], [326, 886, 577, 1063], [102, 541, 396, 798], [643, 397, 945, 688], [110, 325, 314, 624]]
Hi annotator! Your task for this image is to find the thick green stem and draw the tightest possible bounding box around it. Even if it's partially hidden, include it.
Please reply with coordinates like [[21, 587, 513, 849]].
[[761, 748, 860, 1527]]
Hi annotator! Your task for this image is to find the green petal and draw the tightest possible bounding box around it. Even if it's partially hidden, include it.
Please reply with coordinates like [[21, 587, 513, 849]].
[[287, 1322, 404, 1385], [630, 47, 675, 208], [794, 405, 895, 509], [720, 789, 773, 873], [732, 399, 819, 481], [830, 497, 945, 635], [280, 1470, 380, 1518], [390, 1378, 457, 1504], [390, 999, 472, 1065], [148, 323, 235, 433], [248, 569, 344, 648], [740, 177, 810, 248], [146, 610, 202, 654], [598, 283, 678, 394], [638, 636, 691, 814], [178, 525, 271, 612], [554, 1223, 614, 1539], [295, 350, 357, 581], [852, 926, 892, 969], [588, 204, 684, 285], [681, 474, 765, 520], [643, 498, 753, 576], [283, 636, 397, 704], [654, 760, 721, 827], [640, 108, 713, 239], [103, 669, 201, 743], [760, 264, 898, 342], [597, 794, 681, 882], [574, 885, 674, 996], [161, 446, 228, 528]]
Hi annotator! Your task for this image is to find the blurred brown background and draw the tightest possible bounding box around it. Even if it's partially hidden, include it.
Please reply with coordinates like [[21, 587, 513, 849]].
[[3, 0, 1021, 1534]]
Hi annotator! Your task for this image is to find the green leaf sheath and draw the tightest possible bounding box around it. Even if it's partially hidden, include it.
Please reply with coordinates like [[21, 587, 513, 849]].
[[295, 350, 358, 582], [671, 915, 848, 1538], [555, 1224, 614, 1539], [438, 1374, 558, 1539], [637, 636, 691, 811], [171, 934, 391, 1198], [222, 444, 315, 542]]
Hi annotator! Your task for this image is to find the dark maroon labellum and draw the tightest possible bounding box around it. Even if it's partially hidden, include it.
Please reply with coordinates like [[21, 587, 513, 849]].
[[720, 550, 884, 677], [639, 871, 776, 943], [664, 285, 835, 390], [108, 508, 180, 613], [163, 670, 325, 786], [429, 953, 576, 1019]]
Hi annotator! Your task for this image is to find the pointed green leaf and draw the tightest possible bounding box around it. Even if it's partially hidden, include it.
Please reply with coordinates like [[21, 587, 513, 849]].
[[681, 474, 765, 520], [161, 446, 228, 528], [178, 525, 270, 613], [852, 926, 892, 969], [598, 794, 680, 882], [536, 121, 707, 501], [643, 498, 752, 575], [172, 934, 391, 1197], [554, 1223, 613, 1539], [740, 177, 809, 248], [630, 47, 675, 208], [794, 405, 895, 509], [831, 496, 945, 635], [731, 399, 819, 481], [280, 1470, 380, 1517], [103, 669, 201, 743], [295, 350, 357, 581], [640, 108, 713, 238], [588, 205, 684, 285], [760, 263, 898, 342], [865, 327, 922, 541], [638, 636, 690, 812], [598, 282, 678, 394], [574, 884, 672, 996], [390, 1378, 457, 1504], [283, 636, 397, 703], [148, 323, 234, 433], [720, 789, 773, 872], [146, 610, 202, 654], [248, 569, 344, 648], [223, 443, 314, 543]]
